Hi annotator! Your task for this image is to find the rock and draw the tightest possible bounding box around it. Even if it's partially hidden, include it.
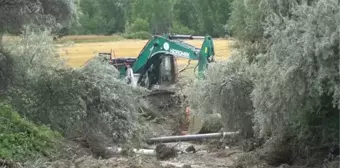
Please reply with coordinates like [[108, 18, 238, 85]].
[[182, 164, 192, 168], [185, 145, 196, 153], [155, 144, 178, 160]]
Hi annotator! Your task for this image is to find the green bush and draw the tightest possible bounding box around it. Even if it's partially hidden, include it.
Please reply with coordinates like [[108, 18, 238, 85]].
[[187, 51, 254, 137], [170, 22, 194, 34], [191, 0, 339, 164], [251, 0, 339, 156], [228, 0, 269, 41], [123, 31, 152, 39], [228, 0, 300, 41], [123, 18, 152, 39], [3, 28, 152, 158], [0, 103, 61, 161], [125, 18, 150, 34]]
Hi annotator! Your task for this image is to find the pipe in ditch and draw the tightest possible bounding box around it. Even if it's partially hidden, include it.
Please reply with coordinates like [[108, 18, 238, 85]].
[[147, 131, 239, 144]]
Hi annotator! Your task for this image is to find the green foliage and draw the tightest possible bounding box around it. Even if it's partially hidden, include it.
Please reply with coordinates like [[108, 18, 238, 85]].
[[190, 0, 339, 164], [3, 28, 151, 154], [74, 0, 129, 35], [124, 18, 152, 39], [126, 18, 150, 33], [172, 0, 199, 34], [228, 0, 270, 41], [188, 51, 254, 137], [0, 103, 61, 161], [0, 0, 76, 35], [170, 22, 195, 34], [69, 0, 234, 37], [190, 0, 339, 163], [78, 14, 108, 34], [129, 0, 173, 34], [228, 0, 319, 41], [250, 0, 339, 156], [124, 31, 152, 40], [194, 0, 233, 37]]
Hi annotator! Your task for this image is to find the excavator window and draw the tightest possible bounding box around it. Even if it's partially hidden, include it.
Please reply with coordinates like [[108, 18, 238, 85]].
[[142, 54, 176, 89], [148, 58, 161, 89], [160, 56, 173, 83]]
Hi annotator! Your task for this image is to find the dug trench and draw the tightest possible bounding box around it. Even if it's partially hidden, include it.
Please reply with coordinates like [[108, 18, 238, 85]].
[[22, 69, 334, 168], [132, 87, 246, 168], [34, 67, 287, 168], [31, 76, 245, 168]]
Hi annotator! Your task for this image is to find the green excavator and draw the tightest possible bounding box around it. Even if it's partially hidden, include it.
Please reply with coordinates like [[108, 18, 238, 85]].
[[94, 34, 216, 135], [98, 34, 215, 90]]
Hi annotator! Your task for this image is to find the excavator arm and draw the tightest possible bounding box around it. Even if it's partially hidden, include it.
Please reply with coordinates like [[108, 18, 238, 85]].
[[106, 34, 215, 89], [133, 34, 215, 79]]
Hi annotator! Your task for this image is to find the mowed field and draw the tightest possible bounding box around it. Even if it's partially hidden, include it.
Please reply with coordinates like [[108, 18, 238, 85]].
[[56, 36, 233, 68]]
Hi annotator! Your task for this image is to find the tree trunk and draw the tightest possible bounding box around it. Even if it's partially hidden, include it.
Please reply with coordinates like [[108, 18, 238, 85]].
[[0, 33, 12, 93]]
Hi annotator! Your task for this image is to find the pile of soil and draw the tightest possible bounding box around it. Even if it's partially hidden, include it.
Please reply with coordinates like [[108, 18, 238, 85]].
[[144, 89, 188, 137]]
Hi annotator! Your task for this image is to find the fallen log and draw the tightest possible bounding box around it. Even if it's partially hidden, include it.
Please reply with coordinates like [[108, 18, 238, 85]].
[[147, 131, 239, 144]]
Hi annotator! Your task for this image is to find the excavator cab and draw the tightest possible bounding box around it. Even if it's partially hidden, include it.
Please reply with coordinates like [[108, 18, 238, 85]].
[[136, 53, 177, 90], [142, 54, 177, 89]]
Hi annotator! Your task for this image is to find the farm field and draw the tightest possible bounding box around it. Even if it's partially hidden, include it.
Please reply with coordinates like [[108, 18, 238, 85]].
[[56, 36, 233, 68]]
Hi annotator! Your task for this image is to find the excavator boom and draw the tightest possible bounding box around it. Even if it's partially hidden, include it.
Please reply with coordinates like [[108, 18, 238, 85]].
[[106, 34, 215, 89]]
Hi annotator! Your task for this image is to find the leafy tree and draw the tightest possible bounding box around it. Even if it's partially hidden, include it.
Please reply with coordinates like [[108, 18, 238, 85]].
[[73, 0, 235, 36], [170, 21, 195, 34], [0, 0, 76, 35], [77, 0, 129, 35], [0, 0, 76, 94], [251, 0, 339, 157], [172, 0, 199, 34], [190, 0, 339, 165], [228, 0, 270, 41], [194, 0, 234, 37], [129, 0, 173, 34], [95, 0, 128, 34], [4, 29, 151, 157], [126, 18, 150, 33]]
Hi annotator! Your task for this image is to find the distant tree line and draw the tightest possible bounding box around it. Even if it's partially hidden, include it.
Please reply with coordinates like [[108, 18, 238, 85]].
[[67, 0, 234, 37]]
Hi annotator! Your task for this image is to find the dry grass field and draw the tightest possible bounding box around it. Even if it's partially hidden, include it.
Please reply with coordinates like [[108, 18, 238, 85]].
[[56, 35, 232, 68]]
